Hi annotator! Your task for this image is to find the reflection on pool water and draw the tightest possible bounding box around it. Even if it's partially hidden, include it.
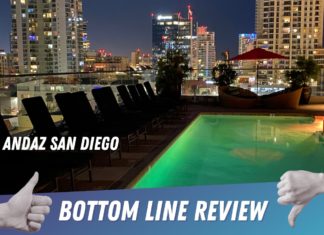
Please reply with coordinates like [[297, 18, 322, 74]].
[[134, 115, 324, 188]]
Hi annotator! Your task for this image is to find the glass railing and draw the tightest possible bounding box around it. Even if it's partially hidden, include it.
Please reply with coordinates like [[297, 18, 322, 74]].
[[1, 67, 324, 125], [0, 70, 155, 116], [184, 67, 324, 97]]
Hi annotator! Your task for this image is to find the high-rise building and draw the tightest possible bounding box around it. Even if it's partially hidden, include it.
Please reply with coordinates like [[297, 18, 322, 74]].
[[140, 53, 152, 67], [130, 49, 152, 67], [84, 49, 129, 72], [256, 0, 324, 68], [239, 33, 257, 55], [152, 9, 193, 65], [0, 50, 8, 75], [238, 33, 257, 73], [0, 50, 15, 75], [10, 0, 89, 74], [130, 49, 141, 67], [192, 26, 216, 78]]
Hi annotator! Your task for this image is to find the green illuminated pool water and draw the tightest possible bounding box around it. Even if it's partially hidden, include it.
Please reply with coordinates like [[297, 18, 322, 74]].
[[134, 115, 324, 188]]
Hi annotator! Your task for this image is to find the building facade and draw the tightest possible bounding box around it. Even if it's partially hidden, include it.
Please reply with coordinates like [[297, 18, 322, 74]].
[[238, 33, 257, 74], [256, 0, 324, 68], [239, 33, 257, 55], [152, 13, 193, 65], [84, 49, 129, 72], [130, 49, 152, 67], [0, 50, 8, 75], [10, 0, 89, 74], [192, 26, 216, 78], [130, 49, 140, 67]]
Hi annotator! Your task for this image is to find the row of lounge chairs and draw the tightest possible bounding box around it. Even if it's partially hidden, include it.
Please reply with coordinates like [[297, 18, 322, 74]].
[[0, 82, 181, 194]]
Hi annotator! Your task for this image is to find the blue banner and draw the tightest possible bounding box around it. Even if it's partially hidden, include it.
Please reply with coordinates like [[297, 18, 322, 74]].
[[0, 183, 323, 235]]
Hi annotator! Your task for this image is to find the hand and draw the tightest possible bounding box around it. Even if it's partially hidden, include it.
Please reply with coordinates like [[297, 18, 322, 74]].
[[2, 172, 52, 232], [277, 170, 324, 227]]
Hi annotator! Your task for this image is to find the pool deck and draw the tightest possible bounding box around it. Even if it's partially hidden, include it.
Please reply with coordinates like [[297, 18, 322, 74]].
[[55, 103, 324, 192]]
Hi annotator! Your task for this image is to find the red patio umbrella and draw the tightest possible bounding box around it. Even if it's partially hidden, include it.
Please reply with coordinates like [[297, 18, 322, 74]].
[[230, 48, 288, 94], [230, 48, 288, 61]]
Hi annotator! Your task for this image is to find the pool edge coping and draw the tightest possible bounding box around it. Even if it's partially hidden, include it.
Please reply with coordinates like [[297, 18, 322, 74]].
[[127, 114, 203, 189]]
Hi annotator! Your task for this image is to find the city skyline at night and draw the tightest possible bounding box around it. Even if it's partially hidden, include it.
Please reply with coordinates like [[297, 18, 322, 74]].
[[0, 0, 255, 58]]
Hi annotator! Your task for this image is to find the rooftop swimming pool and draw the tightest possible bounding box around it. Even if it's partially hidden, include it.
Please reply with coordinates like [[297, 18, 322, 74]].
[[134, 115, 324, 188]]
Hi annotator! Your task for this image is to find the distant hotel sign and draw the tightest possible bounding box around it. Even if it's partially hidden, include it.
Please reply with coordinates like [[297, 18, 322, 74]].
[[157, 15, 173, 21]]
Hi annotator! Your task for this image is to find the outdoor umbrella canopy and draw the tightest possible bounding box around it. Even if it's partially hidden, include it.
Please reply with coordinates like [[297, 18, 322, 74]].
[[230, 48, 288, 95], [230, 48, 288, 61]]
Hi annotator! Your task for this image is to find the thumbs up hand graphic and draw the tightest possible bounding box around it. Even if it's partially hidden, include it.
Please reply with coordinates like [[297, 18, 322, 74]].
[[0, 172, 52, 232]]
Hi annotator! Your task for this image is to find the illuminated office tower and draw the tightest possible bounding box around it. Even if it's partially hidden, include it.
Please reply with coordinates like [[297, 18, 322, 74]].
[[239, 33, 256, 55], [10, 0, 89, 74], [152, 7, 194, 65], [238, 33, 257, 72], [192, 26, 216, 78], [256, 0, 324, 68]]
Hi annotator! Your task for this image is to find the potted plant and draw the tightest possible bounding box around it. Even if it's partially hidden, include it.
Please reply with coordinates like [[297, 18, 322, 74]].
[[155, 49, 189, 100], [285, 56, 320, 104], [212, 60, 237, 87], [212, 57, 259, 108]]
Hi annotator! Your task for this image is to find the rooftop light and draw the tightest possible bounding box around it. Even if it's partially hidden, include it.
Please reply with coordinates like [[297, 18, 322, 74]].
[[157, 15, 173, 21]]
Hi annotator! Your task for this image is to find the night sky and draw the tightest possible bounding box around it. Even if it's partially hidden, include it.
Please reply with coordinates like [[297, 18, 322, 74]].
[[0, 0, 255, 58]]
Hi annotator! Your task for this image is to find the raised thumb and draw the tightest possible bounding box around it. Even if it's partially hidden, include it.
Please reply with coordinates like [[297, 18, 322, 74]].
[[19, 172, 39, 194], [288, 204, 305, 227]]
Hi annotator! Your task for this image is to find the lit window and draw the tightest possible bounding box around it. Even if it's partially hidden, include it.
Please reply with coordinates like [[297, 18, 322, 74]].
[[43, 13, 52, 18], [283, 17, 290, 23], [282, 28, 290, 33], [29, 35, 37, 41]]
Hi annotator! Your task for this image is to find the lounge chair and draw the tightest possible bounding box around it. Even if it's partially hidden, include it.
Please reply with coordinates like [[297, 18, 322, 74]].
[[0, 114, 59, 194], [0, 114, 10, 146], [91, 87, 148, 139], [117, 85, 163, 128], [143, 81, 157, 101], [22, 96, 93, 190], [136, 83, 173, 111], [55, 92, 126, 160], [116, 85, 139, 111], [143, 81, 187, 110]]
